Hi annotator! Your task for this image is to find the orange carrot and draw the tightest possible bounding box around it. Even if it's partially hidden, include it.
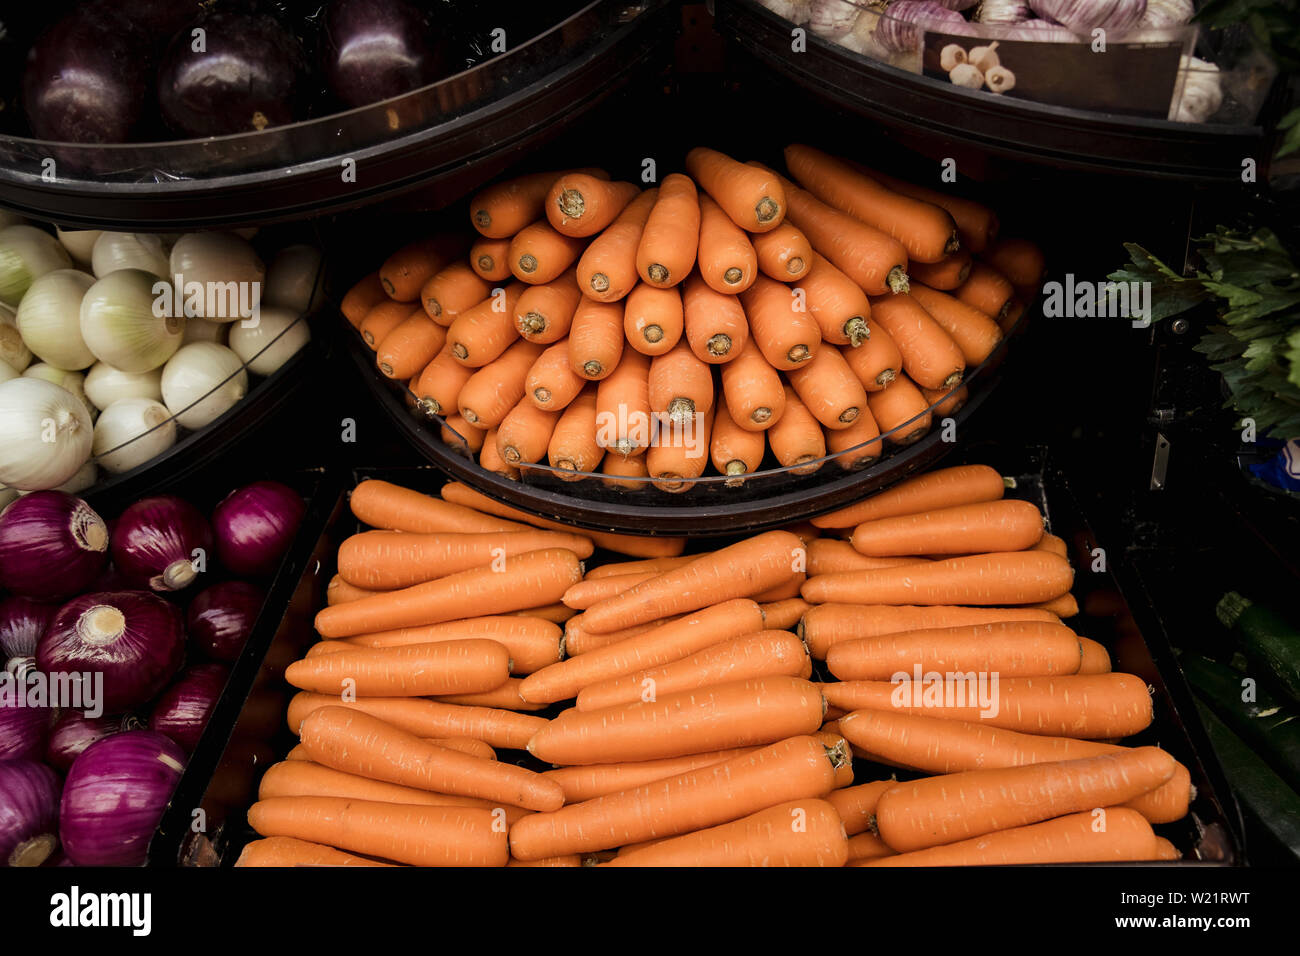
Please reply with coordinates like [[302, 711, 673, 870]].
[[786, 344, 868, 430], [338, 528, 592, 589], [421, 262, 491, 325], [433, 678, 548, 712], [826, 780, 894, 836], [1078, 637, 1112, 674], [807, 540, 931, 576], [798, 603, 1061, 658], [697, 194, 758, 293], [380, 236, 466, 302], [812, 463, 1007, 528], [542, 748, 755, 803], [568, 297, 625, 380], [360, 301, 420, 350], [906, 250, 972, 290], [762, 598, 813, 631], [546, 176, 639, 238], [513, 268, 582, 343], [711, 397, 767, 482], [235, 836, 397, 867], [766, 387, 825, 475], [866, 375, 931, 445], [413, 343, 474, 418], [496, 398, 561, 466], [577, 189, 658, 302], [507, 855, 582, 867], [686, 147, 786, 233], [286, 693, 546, 751], [342, 272, 387, 328], [720, 335, 786, 431], [1153, 837, 1181, 860], [510, 221, 586, 285], [508, 603, 578, 625], [649, 337, 715, 423], [469, 167, 608, 238], [845, 830, 897, 863], [441, 414, 485, 456], [341, 616, 562, 674], [955, 262, 1015, 320], [1030, 592, 1080, 618], [1033, 532, 1069, 558], [562, 615, 681, 657], [921, 384, 968, 417], [547, 384, 604, 477], [798, 253, 871, 346], [623, 282, 684, 356], [447, 281, 526, 367], [377, 311, 448, 384], [585, 556, 696, 580], [802, 551, 1074, 607], [636, 173, 700, 288], [851, 164, 999, 254], [682, 271, 750, 364], [328, 576, 381, 606], [739, 274, 821, 370], [458, 338, 546, 428], [526, 342, 586, 411], [909, 283, 1003, 365], [348, 479, 529, 535], [867, 291, 965, 390], [983, 238, 1046, 295], [428, 738, 498, 760], [601, 453, 650, 490], [751, 222, 812, 281], [286, 640, 510, 697], [595, 348, 652, 457], [850, 499, 1044, 556], [563, 572, 658, 611], [470, 236, 512, 282]]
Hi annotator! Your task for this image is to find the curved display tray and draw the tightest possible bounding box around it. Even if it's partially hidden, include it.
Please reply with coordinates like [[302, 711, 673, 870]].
[[0, 1, 675, 231]]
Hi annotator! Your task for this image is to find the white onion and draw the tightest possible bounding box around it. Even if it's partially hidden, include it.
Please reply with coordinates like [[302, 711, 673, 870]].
[[168, 233, 265, 323], [227, 307, 310, 376], [264, 244, 325, 315], [0, 225, 73, 307], [0, 377, 93, 490], [21, 363, 95, 422], [47, 460, 99, 494], [0, 485, 18, 512], [15, 268, 97, 370], [161, 343, 248, 429], [84, 362, 164, 410], [91, 233, 171, 279], [1, 302, 32, 373], [0, 360, 17, 384], [80, 269, 186, 372], [0, 211, 25, 230], [56, 228, 103, 267], [181, 317, 229, 345], [92, 397, 177, 474]]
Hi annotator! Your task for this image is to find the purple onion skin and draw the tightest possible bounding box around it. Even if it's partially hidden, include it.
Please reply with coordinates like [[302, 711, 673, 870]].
[[187, 580, 264, 662], [45, 711, 140, 773], [213, 481, 305, 577], [110, 495, 214, 593], [0, 492, 109, 601], [59, 730, 186, 867], [0, 698, 53, 762], [0, 759, 61, 867], [321, 0, 443, 109], [37, 591, 185, 714], [0, 596, 56, 664], [876, 1, 976, 54], [21, 3, 154, 143], [149, 663, 229, 754]]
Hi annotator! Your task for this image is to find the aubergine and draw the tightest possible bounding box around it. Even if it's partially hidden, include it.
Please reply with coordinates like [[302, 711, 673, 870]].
[[320, 0, 445, 110], [158, 9, 310, 137]]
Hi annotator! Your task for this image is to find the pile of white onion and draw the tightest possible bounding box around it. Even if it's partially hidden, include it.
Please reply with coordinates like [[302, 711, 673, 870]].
[[0, 222, 318, 491]]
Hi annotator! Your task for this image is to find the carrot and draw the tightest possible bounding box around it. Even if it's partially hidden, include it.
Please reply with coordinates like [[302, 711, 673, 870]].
[[839, 323, 902, 395], [807, 540, 930, 576], [563, 572, 658, 611], [816, 729, 854, 788], [567, 297, 625, 380], [412, 343, 474, 418], [739, 274, 821, 370], [711, 397, 766, 482], [798, 603, 1061, 658], [983, 238, 1046, 295], [512, 268, 581, 344], [577, 188, 658, 301], [720, 335, 786, 431], [761, 598, 813, 631], [562, 615, 681, 657], [580, 531, 802, 633], [636, 173, 700, 287], [327, 575, 381, 606], [585, 555, 695, 580], [764, 164, 910, 295], [812, 463, 1007, 528], [543, 748, 755, 803], [338, 528, 593, 589], [434, 678, 547, 712], [786, 345, 868, 430], [845, 830, 897, 863], [527, 342, 586, 412], [521, 600, 764, 704], [349, 479, 528, 535], [510, 222, 585, 285], [595, 348, 652, 457], [686, 147, 786, 233], [866, 375, 932, 445], [300, 706, 562, 811], [508, 603, 578, 625], [826, 780, 894, 836], [547, 384, 604, 477], [286, 640, 510, 697], [909, 283, 1003, 365], [546, 175, 639, 238], [511, 734, 841, 858], [921, 384, 967, 417], [287, 693, 546, 750], [1031, 593, 1079, 618], [803, 551, 1074, 607], [765, 387, 826, 475], [1078, 637, 1112, 674], [955, 262, 1015, 320], [624, 282, 684, 356], [861, 808, 1156, 867], [1000, 296, 1027, 333], [906, 250, 972, 291], [751, 222, 812, 281], [1032, 532, 1069, 558], [750, 571, 804, 603], [507, 855, 582, 867], [375, 312, 446, 380], [851, 499, 1044, 556], [825, 409, 883, 470], [649, 338, 715, 423], [836, 710, 1189, 823], [379, 236, 465, 302], [496, 398, 560, 466], [601, 453, 650, 490], [341, 272, 387, 328], [576, 630, 810, 711], [608, 798, 848, 867], [470, 236, 512, 281], [314, 548, 583, 638], [825, 620, 1084, 681], [825, 672, 1154, 739], [682, 271, 750, 364], [697, 194, 758, 293], [867, 291, 965, 390], [359, 301, 420, 349], [458, 338, 546, 428], [421, 262, 491, 325], [441, 415, 485, 456], [1152, 837, 1181, 860], [235, 836, 397, 867], [469, 167, 608, 238], [437, 482, 687, 558], [445, 282, 524, 368], [427, 738, 497, 760], [850, 164, 999, 255], [249, 796, 508, 867], [796, 253, 870, 346]]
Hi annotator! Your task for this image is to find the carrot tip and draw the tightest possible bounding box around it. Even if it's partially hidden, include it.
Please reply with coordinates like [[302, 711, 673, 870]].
[[941, 370, 963, 389], [476, 255, 494, 271], [557, 189, 586, 219], [723, 268, 743, 285], [520, 311, 546, 334], [786, 257, 804, 275], [887, 267, 910, 294], [452, 343, 469, 360], [583, 360, 603, 377], [647, 264, 669, 284], [590, 273, 610, 294], [426, 299, 443, 317], [845, 316, 869, 347], [534, 387, 552, 403], [519, 255, 538, 274], [474, 210, 491, 227], [724, 460, 747, 476], [667, 397, 695, 422], [945, 235, 961, 255], [839, 407, 860, 424], [787, 344, 812, 364], [756, 197, 780, 223], [752, 406, 772, 424], [643, 325, 664, 344], [707, 334, 732, 356], [417, 397, 442, 417]]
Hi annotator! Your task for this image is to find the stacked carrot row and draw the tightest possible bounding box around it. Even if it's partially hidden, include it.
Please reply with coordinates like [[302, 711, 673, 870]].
[[237, 466, 1189, 867], [340, 145, 1045, 491]]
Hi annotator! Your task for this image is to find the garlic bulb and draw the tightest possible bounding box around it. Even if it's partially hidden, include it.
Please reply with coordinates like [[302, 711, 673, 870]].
[[227, 307, 310, 376], [1169, 56, 1223, 123], [161, 343, 248, 429], [1139, 0, 1192, 27], [950, 63, 986, 88], [968, 42, 1001, 71], [940, 43, 968, 70], [1027, 0, 1147, 33], [168, 233, 265, 323], [759, 0, 814, 22], [0, 225, 73, 307], [80, 268, 186, 372], [15, 268, 97, 370], [876, 1, 973, 54], [0, 303, 31, 374], [809, 0, 860, 36], [0, 377, 94, 490], [91, 232, 172, 279], [84, 362, 164, 410], [986, 65, 1017, 92], [974, 0, 1030, 22], [92, 397, 177, 474]]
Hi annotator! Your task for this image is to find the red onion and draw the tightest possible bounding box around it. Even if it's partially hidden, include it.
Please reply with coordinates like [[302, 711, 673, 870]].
[[876, 1, 975, 54], [0, 759, 61, 867], [59, 730, 186, 866], [212, 480, 305, 576], [149, 662, 229, 753], [37, 591, 185, 713], [1027, 0, 1146, 32], [187, 580, 264, 662], [0, 697, 53, 761], [0, 492, 108, 600], [45, 710, 142, 772], [110, 495, 214, 593], [0, 596, 55, 677]]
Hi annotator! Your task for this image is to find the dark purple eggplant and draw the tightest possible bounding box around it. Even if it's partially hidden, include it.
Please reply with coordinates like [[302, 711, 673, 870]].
[[158, 9, 309, 137], [320, 0, 445, 110]]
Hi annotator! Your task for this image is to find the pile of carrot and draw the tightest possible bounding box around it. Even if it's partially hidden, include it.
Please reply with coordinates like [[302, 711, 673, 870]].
[[238, 466, 1190, 867], [341, 144, 1044, 491]]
